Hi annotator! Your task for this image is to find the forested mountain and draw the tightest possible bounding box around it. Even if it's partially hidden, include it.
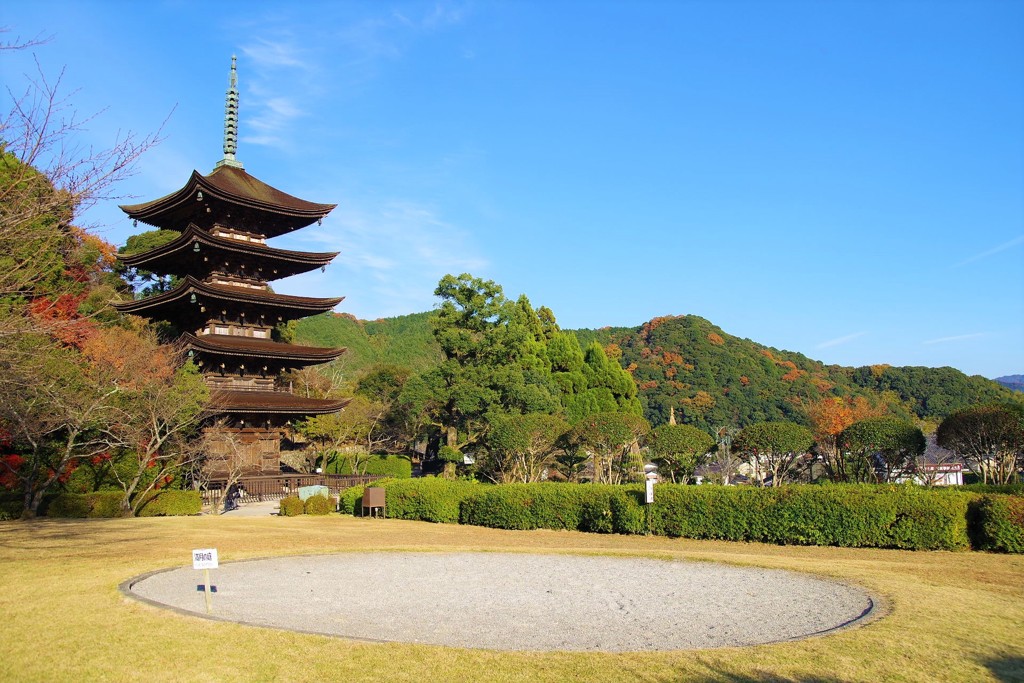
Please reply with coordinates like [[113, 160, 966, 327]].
[[577, 315, 1018, 432], [295, 311, 443, 377], [295, 311, 1021, 430], [995, 375, 1024, 393]]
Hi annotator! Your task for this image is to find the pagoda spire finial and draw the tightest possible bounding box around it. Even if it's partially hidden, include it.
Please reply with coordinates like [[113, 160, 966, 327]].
[[216, 55, 244, 170]]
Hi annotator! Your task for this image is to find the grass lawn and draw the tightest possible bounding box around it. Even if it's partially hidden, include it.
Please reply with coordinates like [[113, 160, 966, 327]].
[[0, 514, 1021, 682]]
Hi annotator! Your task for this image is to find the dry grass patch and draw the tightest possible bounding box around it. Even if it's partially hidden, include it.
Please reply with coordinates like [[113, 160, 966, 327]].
[[0, 515, 1021, 682]]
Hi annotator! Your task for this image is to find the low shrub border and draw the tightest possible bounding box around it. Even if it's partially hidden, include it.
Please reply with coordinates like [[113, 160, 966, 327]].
[[36, 490, 201, 518], [279, 496, 305, 517], [336, 479, 1021, 553], [970, 495, 1024, 553]]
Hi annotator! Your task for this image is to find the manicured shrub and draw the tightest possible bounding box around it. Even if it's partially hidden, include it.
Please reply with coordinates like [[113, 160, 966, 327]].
[[279, 495, 304, 517], [579, 487, 617, 533], [339, 485, 365, 515], [383, 477, 479, 523], [0, 494, 23, 520], [136, 490, 201, 517], [460, 483, 590, 530], [960, 483, 1024, 496], [329, 455, 412, 478], [649, 484, 971, 550], [304, 494, 333, 515], [609, 486, 647, 534], [361, 456, 412, 478], [972, 495, 1024, 553], [47, 492, 126, 518]]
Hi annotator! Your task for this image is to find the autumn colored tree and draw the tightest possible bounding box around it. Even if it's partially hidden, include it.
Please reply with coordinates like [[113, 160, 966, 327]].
[[734, 421, 813, 486], [1, 55, 158, 341], [937, 404, 1023, 484], [0, 332, 122, 517], [485, 412, 569, 483], [804, 396, 884, 482], [81, 326, 209, 514], [839, 417, 926, 483]]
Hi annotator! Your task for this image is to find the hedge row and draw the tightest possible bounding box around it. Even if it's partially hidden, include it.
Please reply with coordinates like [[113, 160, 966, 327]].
[[340, 480, 1024, 553], [328, 455, 412, 478], [340, 478, 480, 523], [32, 490, 202, 518], [971, 495, 1024, 553], [136, 491, 202, 517]]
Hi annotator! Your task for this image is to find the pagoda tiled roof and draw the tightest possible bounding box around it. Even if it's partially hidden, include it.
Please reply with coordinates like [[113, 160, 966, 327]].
[[119, 165, 335, 236], [209, 390, 350, 415], [117, 224, 338, 280], [183, 333, 345, 362], [113, 276, 343, 318]]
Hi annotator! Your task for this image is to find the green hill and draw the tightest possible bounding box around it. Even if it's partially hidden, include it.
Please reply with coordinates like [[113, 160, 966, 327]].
[[295, 311, 1020, 429], [586, 315, 1018, 431], [294, 311, 442, 377]]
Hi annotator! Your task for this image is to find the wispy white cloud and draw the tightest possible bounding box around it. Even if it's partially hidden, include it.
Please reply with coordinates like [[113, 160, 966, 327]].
[[236, 36, 318, 152], [816, 331, 867, 349], [923, 333, 987, 345], [276, 199, 488, 317], [954, 235, 1024, 268], [240, 38, 310, 70], [393, 3, 467, 31]]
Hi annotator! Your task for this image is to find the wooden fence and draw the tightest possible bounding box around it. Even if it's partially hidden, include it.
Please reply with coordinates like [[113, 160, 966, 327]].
[[202, 473, 381, 510]]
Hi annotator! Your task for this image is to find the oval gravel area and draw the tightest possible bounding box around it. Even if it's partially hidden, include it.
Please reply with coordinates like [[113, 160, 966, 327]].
[[126, 552, 876, 651]]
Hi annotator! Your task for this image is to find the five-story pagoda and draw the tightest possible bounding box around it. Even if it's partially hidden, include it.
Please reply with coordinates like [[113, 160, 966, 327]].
[[114, 57, 348, 473]]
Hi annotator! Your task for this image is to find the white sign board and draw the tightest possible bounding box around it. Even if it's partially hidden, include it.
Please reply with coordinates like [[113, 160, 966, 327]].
[[192, 548, 219, 570], [645, 478, 655, 504]]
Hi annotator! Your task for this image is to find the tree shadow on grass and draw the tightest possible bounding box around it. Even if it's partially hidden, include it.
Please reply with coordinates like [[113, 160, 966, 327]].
[[651, 664, 849, 683], [981, 655, 1024, 682]]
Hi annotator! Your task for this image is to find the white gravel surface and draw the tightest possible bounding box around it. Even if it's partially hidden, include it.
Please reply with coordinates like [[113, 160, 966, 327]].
[[126, 552, 876, 651]]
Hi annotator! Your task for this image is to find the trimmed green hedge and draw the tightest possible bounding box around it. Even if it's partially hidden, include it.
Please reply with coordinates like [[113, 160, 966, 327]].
[[460, 483, 647, 534], [650, 485, 972, 550], [382, 478, 480, 523], [334, 480, 1003, 551], [339, 484, 366, 516], [41, 490, 201, 518], [47, 492, 126, 518], [328, 455, 413, 478], [0, 494, 24, 520], [136, 490, 201, 517], [971, 495, 1024, 553], [960, 483, 1024, 496], [339, 478, 480, 523]]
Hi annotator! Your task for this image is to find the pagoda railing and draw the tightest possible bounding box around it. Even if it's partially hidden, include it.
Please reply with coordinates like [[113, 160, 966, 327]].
[[202, 473, 381, 510], [210, 384, 292, 393]]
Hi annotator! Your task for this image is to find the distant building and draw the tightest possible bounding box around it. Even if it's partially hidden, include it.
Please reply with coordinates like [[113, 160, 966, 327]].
[[114, 57, 349, 474]]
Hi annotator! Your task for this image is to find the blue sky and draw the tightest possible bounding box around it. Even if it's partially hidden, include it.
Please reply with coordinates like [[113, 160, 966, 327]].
[[3, 1, 1022, 379]]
